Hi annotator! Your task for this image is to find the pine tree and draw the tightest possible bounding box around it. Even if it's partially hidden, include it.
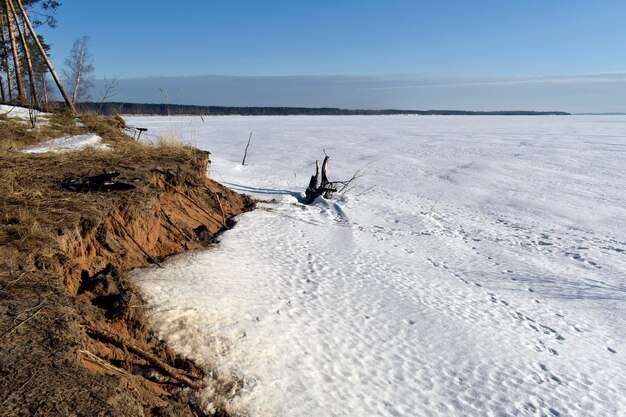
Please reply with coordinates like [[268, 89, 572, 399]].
[[0, 0, 73, 111]]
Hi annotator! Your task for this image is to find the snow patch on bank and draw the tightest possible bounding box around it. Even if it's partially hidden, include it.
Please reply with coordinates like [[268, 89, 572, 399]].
[[21, 134, 109, 153], [0, 104, 43, 120]]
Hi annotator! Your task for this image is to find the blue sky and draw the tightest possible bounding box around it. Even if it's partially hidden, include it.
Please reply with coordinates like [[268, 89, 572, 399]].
[[37, 1, 626, 111]]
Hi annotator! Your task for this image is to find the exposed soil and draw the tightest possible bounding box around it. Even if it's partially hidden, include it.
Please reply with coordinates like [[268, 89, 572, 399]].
[[0, 114, 253, 416]]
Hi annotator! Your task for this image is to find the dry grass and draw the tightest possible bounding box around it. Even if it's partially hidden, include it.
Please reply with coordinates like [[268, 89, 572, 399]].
[[0, 109, 87, 150], [155, 133, 185, 147], [0, 110, 205, 251]]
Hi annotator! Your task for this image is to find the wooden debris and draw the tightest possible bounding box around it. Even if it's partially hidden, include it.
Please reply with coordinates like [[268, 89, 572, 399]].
[[304, 153, 369, 203], [61, 171, 136, 193], [86, 325, 205, 390], [305, 154, 337, 203], [241, 131, 252, 165]]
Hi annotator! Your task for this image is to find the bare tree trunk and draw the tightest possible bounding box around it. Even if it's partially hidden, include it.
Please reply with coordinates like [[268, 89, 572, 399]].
[[41, 73, 48, 105], [0, 65, 5, 101], [9, 0, 37, 105], [71, 67, 81, 103], [15, 0, 76, 113], [70, 41, 90, 103], [0, 18, 14, 100], [4, 0, 24, 103]]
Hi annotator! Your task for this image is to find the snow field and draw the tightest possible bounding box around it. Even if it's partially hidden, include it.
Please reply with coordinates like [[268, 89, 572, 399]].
[[130, 115, 626, 417]]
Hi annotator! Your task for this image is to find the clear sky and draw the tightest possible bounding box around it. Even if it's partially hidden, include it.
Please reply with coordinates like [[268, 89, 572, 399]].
[[37, 0, 626, 111]]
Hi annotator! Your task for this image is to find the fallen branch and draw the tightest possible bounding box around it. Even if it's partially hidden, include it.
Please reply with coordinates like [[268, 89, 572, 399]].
[[0, 105, 17, 117], [305, 160, 320, 203], [86, 325, 205, 390]]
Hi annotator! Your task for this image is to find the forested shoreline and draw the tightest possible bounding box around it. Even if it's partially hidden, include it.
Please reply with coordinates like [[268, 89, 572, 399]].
[[72, 101, 570, 116]]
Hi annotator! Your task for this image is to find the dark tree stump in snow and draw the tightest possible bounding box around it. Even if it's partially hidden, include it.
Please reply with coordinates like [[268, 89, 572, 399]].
[[305, 155, 337, 203]]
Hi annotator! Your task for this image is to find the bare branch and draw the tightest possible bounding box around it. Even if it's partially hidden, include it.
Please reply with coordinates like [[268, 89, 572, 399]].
[[97, 72, 120, 112], [241, 131, 252, 165]]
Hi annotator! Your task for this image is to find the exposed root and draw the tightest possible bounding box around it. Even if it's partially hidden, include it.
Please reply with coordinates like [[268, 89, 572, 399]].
[[86, 325, 205, 390]]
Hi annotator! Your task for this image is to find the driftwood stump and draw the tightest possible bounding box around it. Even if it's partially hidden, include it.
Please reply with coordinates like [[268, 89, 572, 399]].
[[305, 155, 337, 203]]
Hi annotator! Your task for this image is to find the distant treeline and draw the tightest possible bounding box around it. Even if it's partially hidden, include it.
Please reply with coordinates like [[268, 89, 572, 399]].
[[69, 102, 570, 116]]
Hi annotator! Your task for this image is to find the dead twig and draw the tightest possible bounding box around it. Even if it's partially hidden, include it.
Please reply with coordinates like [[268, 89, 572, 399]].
[[0, 304, 45, 339], [79, 349, 128, 377], [0, 271, 28, 290], [147, 307, 198, 319], [336, 162, 370, 194], [2, 373, 34, 406]]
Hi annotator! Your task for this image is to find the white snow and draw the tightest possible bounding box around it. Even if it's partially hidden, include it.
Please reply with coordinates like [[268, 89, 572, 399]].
[[1, 104, 107, 153], [0, 104, 42, 120], [130, 115, 626, 417], [21, 134, 109, 153]]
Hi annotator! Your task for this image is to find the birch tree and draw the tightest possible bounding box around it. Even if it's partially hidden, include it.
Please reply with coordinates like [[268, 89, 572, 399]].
[[62, 35, 94, 104]]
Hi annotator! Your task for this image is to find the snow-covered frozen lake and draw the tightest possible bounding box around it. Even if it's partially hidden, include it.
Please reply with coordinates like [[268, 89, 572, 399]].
[[129, 115, 626, 417]]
